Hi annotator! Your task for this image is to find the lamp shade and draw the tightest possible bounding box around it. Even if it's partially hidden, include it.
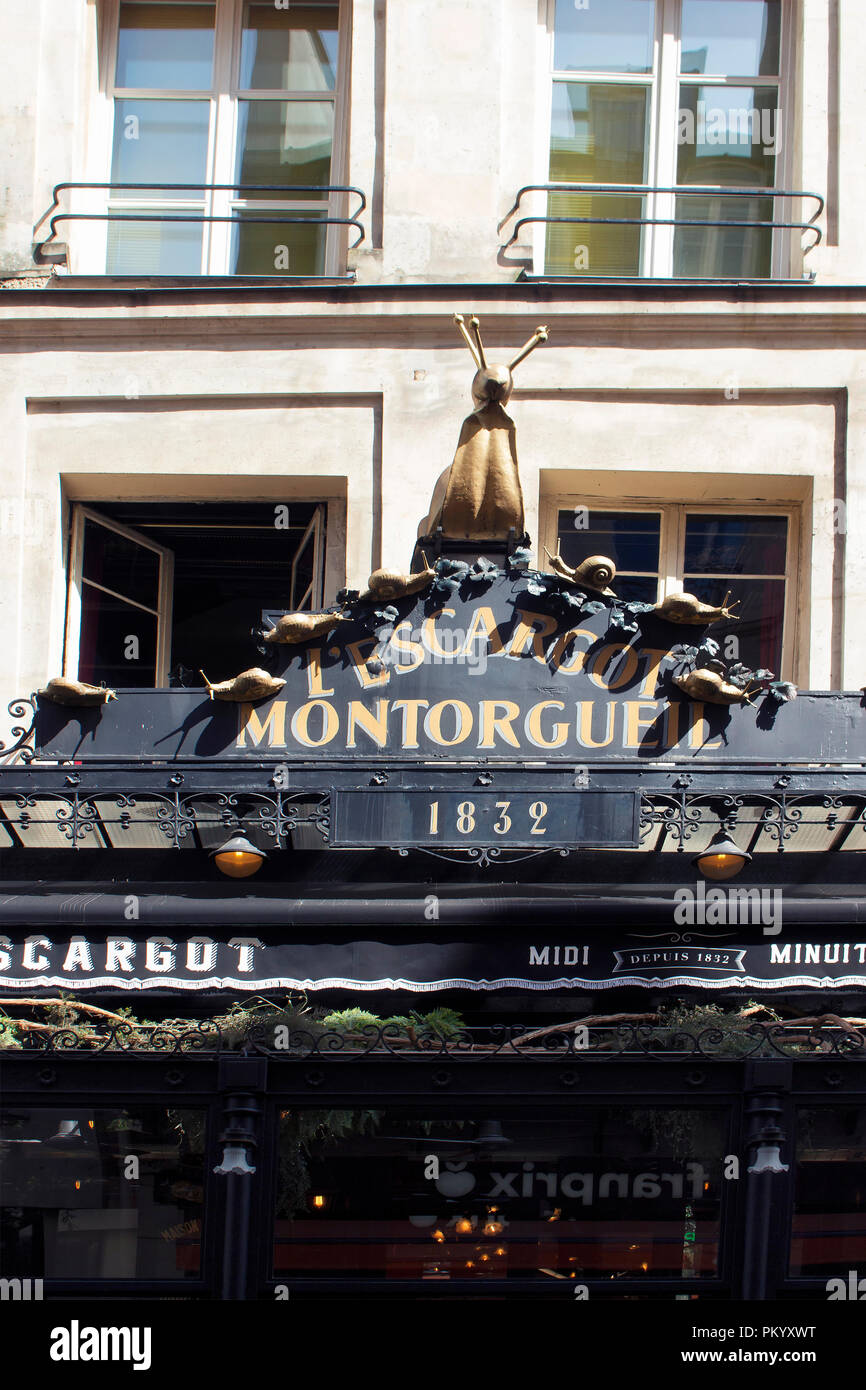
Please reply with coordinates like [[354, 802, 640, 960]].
[[693, 831, 751, 881], [210, 834, 267, 879]]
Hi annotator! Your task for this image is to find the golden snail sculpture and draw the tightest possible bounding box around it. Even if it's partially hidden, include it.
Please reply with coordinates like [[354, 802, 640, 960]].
[[263, 610, 351, 645], [652, 591, 740, 625], [673, 668, 757, 705], [37, 678, 117, 707], [544, 548, 617, 597], [200, 668, 286, 702], [360, 555, 437, 603]]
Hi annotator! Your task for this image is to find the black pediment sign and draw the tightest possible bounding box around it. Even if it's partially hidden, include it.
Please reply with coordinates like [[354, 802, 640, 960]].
[[34, 573, 865, 764]]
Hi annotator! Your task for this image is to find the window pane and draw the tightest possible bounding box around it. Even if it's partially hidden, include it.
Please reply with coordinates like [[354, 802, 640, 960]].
[[106, 214, 204, 274], [273, 1107, 726, 1281], [236, 100, 334, 195], [79, 588, 158, 686], [111, 99, 211, 197], [684, 514, 787, 573], [677, 86, 778, 187], [791, 1108, 866, 1278], [682, 576, 784, 672], [240, 2, 339, 91], [673, 192, 773, 276], [82, 517, 161, 602], [0, 1108, 205, 1279], [116, 2, 215, 89], [681, 0, 781, 77], [229, 210, 327, 275], [545, 190, 644, 276], [551, 82, 649, 184], [557, 509, 661, 574], [554, 0, 656, 74]]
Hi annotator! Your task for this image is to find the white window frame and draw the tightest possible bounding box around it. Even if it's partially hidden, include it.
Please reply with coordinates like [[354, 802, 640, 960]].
[[539, 496, 801, 681], [538, 0, 797, 278], [64, 505, 174, 687], [75, 0, 351, 276]]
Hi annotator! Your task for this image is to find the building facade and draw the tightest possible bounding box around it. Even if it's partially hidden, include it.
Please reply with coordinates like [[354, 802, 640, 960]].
[[1, 0, 866, 1304]]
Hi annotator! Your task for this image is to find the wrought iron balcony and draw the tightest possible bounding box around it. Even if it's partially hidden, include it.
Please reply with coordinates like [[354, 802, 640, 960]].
[[499, 182, 825, 282], [32, 181, 367, 278]]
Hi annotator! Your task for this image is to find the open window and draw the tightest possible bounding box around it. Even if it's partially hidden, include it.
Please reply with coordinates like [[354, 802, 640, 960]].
[[64, 500, 327, 688]]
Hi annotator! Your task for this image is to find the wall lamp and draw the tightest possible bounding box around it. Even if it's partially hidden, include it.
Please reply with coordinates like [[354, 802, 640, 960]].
[[210, 834, 267, 879], [692, 830, 751, 881]]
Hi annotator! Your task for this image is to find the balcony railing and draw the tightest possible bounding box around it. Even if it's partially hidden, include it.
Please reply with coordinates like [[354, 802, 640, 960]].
[[32, 181, 367, 277], [499, 182, 825, 282]]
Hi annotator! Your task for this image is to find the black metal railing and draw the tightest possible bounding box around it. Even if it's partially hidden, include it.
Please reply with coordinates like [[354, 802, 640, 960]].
[[32, 181, 367, 271], [499, 182, 825, 279]]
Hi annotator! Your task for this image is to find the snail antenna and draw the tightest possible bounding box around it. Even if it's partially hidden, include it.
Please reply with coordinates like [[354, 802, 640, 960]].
[[469, 315, 488, 368], [453, 312, 481, 367], [508, 325, 549, 372]]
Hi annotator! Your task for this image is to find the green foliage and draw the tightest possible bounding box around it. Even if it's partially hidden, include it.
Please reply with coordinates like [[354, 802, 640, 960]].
[[0, 1017, 22, 1049]]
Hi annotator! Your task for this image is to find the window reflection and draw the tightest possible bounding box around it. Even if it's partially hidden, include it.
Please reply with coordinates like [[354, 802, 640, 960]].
[[273, 1108, 726, 1283], [0, 1108, 206, 1280], [791, 1108, 866, 1278]]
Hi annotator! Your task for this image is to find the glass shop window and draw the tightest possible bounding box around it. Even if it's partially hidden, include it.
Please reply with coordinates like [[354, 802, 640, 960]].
[[272, 1106, 727, 1286], [790, 1107, 866, 1279], [552, 503, 794, 677], [545, 0, 788, 277], [65, 501, 326, 688], [105, 0, 348, 276], [0, 1107, 206, 1281]]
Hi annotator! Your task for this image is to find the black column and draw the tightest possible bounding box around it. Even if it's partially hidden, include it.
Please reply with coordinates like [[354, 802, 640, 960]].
[[740, 1059, 793, 1301], [215, 1056, 268, 1301]]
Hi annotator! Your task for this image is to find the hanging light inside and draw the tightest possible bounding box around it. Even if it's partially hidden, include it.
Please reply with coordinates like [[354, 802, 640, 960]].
[[210, 834, 267, 879], [693, 829, 751, 881], [455, 1216, 473, 1235]]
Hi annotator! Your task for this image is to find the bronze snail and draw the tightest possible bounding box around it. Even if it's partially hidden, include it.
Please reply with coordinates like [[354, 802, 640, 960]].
[[673, 667, 757, 706], [652, 590, 740, 626], [361, 554, 437, 603], [544, 547, 617, 597], [263, 610, 351, 645], [200, 668, 286, 702], [37, 677, 117, 707]]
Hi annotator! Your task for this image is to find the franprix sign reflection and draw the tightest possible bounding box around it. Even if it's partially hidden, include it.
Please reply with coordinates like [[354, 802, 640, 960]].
[[34, 578, 861, 763]]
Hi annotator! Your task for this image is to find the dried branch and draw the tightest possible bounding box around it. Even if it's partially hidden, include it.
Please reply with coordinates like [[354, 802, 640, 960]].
[[0, 997, 134, 1025], [510, 1013, 659, 1047]]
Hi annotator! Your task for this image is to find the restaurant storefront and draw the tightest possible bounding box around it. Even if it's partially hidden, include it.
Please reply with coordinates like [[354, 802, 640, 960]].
[[1, 316, 865, 1304]]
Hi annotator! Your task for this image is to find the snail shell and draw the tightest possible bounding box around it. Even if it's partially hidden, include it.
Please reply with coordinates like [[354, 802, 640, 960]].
[[362, 565, 436, 602], [263, 610, 350, 645], [545, 549, 617, 596], [37, 678, 117, 707], [653, 590, 740, 625], [200, 668, 286, 702], [673, 668, 755, 705]]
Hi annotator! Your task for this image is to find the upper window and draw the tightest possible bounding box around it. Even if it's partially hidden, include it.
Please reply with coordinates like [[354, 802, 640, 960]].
[[105, 0, 349, 276], [548, 502, 796, 678], [544, 0, 789, 278]]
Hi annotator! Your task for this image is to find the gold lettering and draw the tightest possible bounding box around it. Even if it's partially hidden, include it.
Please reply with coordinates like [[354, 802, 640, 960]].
[[686, 702, 725, 751], [461, 605, 505, 657], [623, 700, 661, 748], [664, 700, 680, 748], [636, 648, 670, 699], [425, 699, 473, 746], [305, 647, 334, 698], [236, 701, 287, 748], [478, 699, 522, 749], [576, 701, 616, 749], [290, 700, 339, 748], [347, 699, 390, 749], [346, 637, 390, 689], [526, 700, 569, 749], [589, 643, 639, 691], [392, 699, 430, 749], [389, 621, 425, 674], [422, 608, 457, 659], [549, 627, 595, 674], [505, 610, 559, 662]]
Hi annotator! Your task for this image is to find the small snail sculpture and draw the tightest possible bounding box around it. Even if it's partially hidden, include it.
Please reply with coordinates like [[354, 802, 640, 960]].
[[652, 590, 740, 625], [673, 668, 757, 705], [360, 555, 437, 603], [543, 547, 617, 597], [263, 610, 351, 645], [37, 677, 117, 707], [200, 668, 286, 702]]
